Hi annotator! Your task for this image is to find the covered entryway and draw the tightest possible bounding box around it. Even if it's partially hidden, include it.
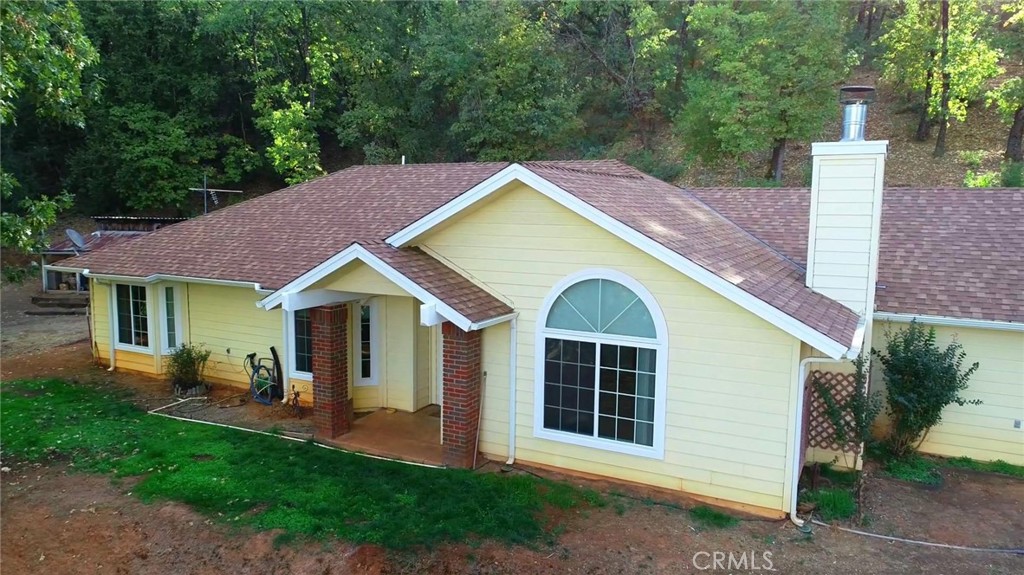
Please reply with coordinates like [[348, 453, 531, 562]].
[[307, 301, 483, 468]]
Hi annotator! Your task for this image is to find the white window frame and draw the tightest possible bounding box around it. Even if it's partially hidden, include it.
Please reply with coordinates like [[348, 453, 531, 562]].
[[158, 284, 184, 354], [355, 299, 379, 387], [285, 308, 314, 382], [112, 282, 153, 353], [533, 269, 668, 459]]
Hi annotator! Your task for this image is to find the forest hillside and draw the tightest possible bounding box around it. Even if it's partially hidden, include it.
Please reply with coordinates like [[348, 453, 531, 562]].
[[2, 0, 1022, 254]]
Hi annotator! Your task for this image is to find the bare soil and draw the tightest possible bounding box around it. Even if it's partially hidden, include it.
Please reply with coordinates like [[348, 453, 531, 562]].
[[1, 281, 90, 358], [2, 314, 1022, 574]]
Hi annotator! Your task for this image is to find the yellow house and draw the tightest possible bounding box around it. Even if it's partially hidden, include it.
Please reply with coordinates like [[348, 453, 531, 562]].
[[52, 131, 1022, 523]]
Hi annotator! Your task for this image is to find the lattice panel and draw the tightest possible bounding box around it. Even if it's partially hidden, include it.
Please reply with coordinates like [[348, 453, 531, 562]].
[[806, 370, 860, 453]]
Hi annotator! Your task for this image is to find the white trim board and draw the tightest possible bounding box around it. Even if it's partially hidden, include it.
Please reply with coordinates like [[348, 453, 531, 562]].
[[257, 243, 511, 332], [46, 266, 270, 294], [874, 312, 1024, 333], [387, 163, 853, 359]]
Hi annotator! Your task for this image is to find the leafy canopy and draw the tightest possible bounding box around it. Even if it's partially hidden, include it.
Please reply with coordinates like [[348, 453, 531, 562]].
[[676, 1, 851, 169]]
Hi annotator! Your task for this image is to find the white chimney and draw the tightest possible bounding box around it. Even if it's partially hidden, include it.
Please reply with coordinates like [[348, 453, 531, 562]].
[[806, 86, 888, 318]]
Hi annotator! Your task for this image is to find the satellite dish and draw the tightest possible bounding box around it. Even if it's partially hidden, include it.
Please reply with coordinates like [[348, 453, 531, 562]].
[[66, 229, 88, 250]]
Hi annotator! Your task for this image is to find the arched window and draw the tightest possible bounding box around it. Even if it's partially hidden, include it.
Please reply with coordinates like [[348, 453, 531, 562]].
[[535, 270, 667, 458]]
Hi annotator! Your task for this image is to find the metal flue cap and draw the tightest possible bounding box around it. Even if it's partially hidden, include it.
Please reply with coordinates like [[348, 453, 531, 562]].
[[839, 85, 876, 105]]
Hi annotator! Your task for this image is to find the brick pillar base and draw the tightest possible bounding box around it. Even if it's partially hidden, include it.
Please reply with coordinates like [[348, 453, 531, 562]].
[[312, 304, 352, 438], [441, 321, 483, 468]]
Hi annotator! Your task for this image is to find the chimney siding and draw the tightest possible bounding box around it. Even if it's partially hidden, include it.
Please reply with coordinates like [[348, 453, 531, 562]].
[[806, 141, 888, 317]]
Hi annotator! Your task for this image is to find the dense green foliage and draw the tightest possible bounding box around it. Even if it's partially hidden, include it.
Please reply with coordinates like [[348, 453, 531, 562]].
[[1, 0, 1020, 227], [874, 322, 980, 459], [677, 0, 851, 181], [0, 378, 599, 547]]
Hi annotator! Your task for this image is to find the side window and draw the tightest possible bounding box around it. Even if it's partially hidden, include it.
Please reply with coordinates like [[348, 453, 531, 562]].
[[294, 309, 312, 374], [116, 284, 149, 348]]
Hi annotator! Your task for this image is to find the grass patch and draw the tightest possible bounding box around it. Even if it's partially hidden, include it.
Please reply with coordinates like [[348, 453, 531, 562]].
[[945, 456, 1024, 479], [0, 378, 598, 548], [816, 463, 858, 487], [884, 455, 942, 486], [800, 488, 856, 521], [688, 505, 739, 529]]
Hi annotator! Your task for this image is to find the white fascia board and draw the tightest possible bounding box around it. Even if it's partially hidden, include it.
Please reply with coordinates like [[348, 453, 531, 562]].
[[258, 243, 478, 332], [60, 268, 267, 293], [469, 311, 518, 331], [874, 312, 1024, 333], [812, 140, 889, 156], [387, 163, 851, 358], [44, 264, 88, 275]]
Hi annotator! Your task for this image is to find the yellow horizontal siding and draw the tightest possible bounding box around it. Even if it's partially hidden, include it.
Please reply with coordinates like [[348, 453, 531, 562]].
[[184, 284, 283, 392], [426, 183, 800, 512], [872, 324, 1023, 465]]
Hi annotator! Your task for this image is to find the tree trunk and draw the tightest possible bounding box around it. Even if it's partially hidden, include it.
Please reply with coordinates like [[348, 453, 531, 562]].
[[863, 0, 875, 40], [1006, 105, 1024, 162], [768, 139, 787, 183], [915, 50, 936, 141], [672, 0, 696, 93], [933, 0, 951, 157]]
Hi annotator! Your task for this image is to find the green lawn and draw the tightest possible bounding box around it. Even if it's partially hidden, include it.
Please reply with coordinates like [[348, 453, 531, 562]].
[[0, 379, 599, 548]]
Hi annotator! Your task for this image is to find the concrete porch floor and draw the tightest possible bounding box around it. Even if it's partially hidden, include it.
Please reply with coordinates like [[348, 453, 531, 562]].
[[323, 405, 443, 466]]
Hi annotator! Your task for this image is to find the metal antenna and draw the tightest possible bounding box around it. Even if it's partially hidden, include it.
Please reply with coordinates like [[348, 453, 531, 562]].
[[189, 173, 243, 214]]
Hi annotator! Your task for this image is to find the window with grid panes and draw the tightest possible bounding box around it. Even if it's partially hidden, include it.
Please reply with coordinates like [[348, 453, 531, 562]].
[[541, 278, 660, 448]]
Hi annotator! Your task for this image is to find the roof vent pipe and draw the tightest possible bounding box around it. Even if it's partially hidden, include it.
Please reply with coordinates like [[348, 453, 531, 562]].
[[839, 86, 876, 142]]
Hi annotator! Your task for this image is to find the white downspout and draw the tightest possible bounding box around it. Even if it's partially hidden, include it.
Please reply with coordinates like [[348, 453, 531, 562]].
[[789, 356, 843, 527], [106, 280, 117, 371], [505, 316, 518, 465]]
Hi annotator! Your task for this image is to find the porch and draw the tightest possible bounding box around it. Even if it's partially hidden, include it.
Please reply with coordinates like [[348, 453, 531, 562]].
[[323, 406, 444, 467]]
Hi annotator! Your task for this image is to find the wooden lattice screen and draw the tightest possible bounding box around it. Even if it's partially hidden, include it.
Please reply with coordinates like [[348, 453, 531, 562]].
[[805, 370, 860, 453]]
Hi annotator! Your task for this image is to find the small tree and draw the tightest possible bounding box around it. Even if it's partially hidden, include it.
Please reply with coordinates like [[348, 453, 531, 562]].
[[874, 322, 980, 459], [166, 343, 212, 395]]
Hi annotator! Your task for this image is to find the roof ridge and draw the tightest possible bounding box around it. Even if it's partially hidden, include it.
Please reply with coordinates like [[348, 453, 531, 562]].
[[524, 161, 645, 181]]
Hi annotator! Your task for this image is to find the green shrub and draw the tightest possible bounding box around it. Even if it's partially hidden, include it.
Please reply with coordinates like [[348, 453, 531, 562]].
[[166, 343, 212, 394], [874, 322, 980, 458], [957, 150, 985, 170], [963, 170, 999, 188], [1001, 161, 1023, 187], [1, 263, 35, 284]]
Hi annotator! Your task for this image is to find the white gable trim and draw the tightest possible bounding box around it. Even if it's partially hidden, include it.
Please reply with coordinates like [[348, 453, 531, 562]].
[[257, 243, 497, 332], [387, 164, 852, 359]]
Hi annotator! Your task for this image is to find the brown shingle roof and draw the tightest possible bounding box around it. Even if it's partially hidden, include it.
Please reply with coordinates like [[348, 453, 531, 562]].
[[523, 162, 860, 345], [691, 187, 1024, 324], [62, 160, 862, 344], [61, 163, 512, 322]]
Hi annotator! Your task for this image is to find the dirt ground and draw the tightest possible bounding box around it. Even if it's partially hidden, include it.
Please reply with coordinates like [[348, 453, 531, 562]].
[[2, 313, 1023, 574], [1, 281, 90, 358]]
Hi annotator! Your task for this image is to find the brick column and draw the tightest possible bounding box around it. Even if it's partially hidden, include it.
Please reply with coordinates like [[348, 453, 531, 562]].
[[312, 304, 352, 438], [441, 321, 483, 468]]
